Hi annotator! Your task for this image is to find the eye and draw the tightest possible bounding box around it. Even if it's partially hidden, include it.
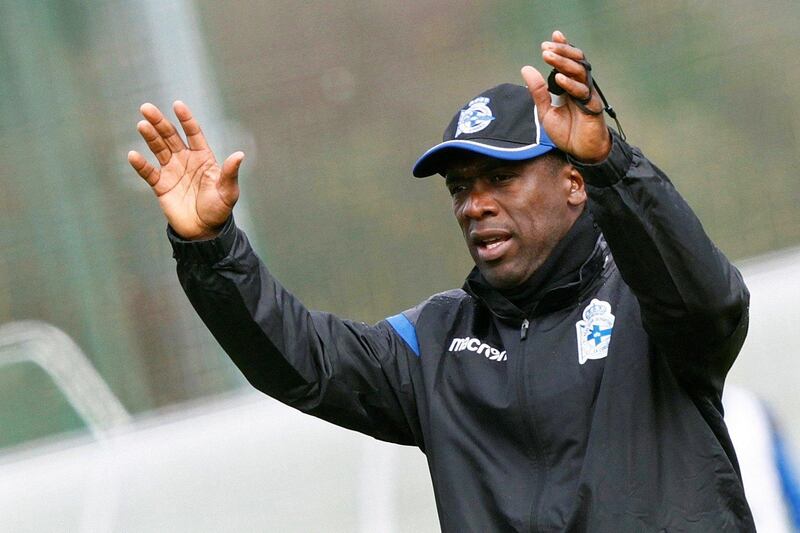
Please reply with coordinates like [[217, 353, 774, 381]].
[[490, 174, 514, 184], [446, 181, 468, 196]]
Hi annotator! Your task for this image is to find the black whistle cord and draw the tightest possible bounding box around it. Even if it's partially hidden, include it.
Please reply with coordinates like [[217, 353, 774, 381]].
[[547, 60, 626, 141]]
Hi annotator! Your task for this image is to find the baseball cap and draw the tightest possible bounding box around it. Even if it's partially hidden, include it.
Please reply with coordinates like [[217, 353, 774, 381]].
[[412, 83, 556, 178]]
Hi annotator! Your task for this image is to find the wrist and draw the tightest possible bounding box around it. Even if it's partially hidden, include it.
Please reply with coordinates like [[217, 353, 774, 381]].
[[573, 130, 612, 164], [568, 129, 633, 187], [190, 226, 224, 241], [168, 216, 238, 263], [169, 220, 227, 241]]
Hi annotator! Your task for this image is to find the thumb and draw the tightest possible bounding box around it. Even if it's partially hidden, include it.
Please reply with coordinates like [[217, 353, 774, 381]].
[[218, 151, 244, 206], [520, 65, 551, 119]]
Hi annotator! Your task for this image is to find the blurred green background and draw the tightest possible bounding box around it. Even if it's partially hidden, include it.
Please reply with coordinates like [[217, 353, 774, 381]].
[[0, 0, 798, 450]]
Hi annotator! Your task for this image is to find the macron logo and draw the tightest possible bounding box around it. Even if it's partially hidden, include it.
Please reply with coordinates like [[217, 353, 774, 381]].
[[448, 337, 507, 362]]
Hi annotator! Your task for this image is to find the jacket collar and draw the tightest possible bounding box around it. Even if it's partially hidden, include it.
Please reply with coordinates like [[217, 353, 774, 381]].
[[463, 209, 606, 322]]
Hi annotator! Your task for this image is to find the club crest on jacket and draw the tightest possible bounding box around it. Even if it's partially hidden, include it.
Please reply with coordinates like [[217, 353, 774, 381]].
[[576, 299, 615, 364]]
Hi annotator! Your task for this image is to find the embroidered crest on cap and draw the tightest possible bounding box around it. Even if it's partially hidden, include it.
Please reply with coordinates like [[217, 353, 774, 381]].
[[575, 299, 615, 365], [455, 97, 495, 137]]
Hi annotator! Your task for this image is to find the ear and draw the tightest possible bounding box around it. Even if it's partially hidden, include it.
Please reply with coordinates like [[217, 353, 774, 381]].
[[567, 168, 587, 207]]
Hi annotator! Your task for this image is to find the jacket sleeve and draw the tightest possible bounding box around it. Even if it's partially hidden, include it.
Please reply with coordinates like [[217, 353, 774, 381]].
[[169, 217, 422, 447], [572, 131, 749, 394]]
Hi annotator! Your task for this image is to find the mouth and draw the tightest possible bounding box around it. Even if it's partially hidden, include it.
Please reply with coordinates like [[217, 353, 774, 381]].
[[471, 231, 513, 262]]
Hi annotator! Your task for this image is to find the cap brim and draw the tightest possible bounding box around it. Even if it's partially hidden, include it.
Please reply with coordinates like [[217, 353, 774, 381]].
[[412, 139, 556, 178]]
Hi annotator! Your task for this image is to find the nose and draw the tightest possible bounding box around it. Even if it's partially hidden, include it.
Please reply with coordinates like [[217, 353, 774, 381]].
[[460, 182, 498, 220]]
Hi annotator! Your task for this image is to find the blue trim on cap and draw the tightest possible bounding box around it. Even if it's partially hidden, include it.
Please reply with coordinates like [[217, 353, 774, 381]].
[[386, 313, 420, 357], [413, 139, 556, 177]]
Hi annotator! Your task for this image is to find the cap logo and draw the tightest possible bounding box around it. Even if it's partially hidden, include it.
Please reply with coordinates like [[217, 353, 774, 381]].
[[455, 97, 495, 137]]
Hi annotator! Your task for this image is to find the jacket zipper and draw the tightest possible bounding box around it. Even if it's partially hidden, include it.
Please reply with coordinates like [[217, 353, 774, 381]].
[[516, 316, 544, 532]]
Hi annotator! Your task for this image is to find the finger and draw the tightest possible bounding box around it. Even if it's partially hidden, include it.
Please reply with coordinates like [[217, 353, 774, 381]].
[[520, 66, 551, 117], [137, 120, 172, 166], [542, 51, 589, 84], [554, 73, 593, 105], [540, 42, 585, 62], [553, 30, 568, 44], [173, 100, 209, 151], [217, 151, 244, 207], [140, 102, 187, 153], [127, 150, 161, 187]]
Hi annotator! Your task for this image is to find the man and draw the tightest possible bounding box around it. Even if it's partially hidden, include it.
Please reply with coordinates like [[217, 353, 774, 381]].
[[128, 31, 754, 531]]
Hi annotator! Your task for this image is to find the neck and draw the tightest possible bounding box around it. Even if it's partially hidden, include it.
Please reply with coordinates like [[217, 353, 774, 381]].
[[465, 208, 600, 317]]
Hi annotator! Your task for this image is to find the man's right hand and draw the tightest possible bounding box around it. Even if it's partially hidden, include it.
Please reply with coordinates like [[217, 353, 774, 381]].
[[128, 101, 244, 240], [521, 30, 611, 164]]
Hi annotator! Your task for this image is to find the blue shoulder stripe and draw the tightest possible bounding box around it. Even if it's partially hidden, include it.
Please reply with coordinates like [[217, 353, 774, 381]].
[[386, 313, 420, 357], [773, 424, 800, 529]]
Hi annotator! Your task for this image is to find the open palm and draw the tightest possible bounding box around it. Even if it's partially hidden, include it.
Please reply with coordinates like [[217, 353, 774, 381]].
[[128, 101, 244, 240]]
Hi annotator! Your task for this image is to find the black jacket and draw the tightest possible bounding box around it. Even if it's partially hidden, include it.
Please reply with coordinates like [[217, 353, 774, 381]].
[[170, 133, 755, 532]]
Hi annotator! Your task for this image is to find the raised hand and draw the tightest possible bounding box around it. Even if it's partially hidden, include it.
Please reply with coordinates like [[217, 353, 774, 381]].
[[520, 30, 612, 163], [128, 101, 244, 240]]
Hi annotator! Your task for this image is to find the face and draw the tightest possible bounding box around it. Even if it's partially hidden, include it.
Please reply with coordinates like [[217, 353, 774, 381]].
[[445, 154, 586, 289]]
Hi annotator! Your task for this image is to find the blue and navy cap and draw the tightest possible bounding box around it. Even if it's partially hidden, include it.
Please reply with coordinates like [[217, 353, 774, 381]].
[[412, 83, 556, 178]]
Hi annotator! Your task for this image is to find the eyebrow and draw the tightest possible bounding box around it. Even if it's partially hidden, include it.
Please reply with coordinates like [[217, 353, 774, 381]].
[[444, 173, 466, 185], [445, 161, 519, 182]]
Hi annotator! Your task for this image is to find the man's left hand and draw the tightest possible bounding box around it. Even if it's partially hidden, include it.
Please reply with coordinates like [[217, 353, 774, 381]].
[[521, 30, 612, 163]]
